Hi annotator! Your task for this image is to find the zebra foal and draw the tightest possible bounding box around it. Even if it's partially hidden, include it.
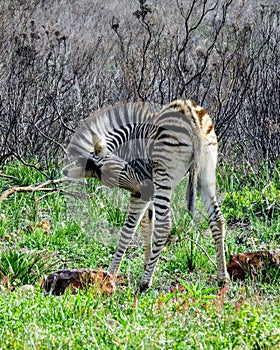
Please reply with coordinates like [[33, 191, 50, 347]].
[[63, 100, 229, 291]]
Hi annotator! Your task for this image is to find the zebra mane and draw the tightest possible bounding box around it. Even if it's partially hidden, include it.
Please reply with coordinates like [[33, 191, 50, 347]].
[[63, 102, 153, 178], [66, 102, 151, 158]]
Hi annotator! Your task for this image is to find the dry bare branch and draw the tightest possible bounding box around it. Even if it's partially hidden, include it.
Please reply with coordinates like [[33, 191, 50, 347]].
[[0, 177, 68, 202]]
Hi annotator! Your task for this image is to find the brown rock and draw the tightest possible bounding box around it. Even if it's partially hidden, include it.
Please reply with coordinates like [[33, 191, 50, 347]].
[[44, 268, 116, 296], [227, 250, 280, 281]]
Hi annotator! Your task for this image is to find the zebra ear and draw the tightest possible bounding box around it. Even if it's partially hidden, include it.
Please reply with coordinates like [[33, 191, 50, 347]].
[[93, 137, 109, 157]]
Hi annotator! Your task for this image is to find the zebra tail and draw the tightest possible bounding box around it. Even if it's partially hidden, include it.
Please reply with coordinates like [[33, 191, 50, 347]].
[[187, 165, 198, 216], [187, 132, 203, 216]]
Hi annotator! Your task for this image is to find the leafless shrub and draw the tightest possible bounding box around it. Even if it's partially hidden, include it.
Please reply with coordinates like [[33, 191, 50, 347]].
[[0, 0, 278, 177], [0, 0, 115, 171], [233, 6, 279, 166]]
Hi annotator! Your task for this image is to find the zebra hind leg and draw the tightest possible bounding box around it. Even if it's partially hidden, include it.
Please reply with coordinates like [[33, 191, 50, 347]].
[[198, 179, 230, 285], [209, 204, 230, 285]]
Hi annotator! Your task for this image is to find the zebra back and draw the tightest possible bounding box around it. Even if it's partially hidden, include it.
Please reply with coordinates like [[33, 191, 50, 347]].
[[155, 100, 217, 145]]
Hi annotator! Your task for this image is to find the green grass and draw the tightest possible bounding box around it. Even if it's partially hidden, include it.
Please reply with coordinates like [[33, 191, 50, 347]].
[[0, 160, 279, 349]]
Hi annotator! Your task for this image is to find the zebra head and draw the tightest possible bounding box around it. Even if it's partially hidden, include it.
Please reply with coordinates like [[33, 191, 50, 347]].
[[62, 153, 102, 180], [63, 152, 154, 201]]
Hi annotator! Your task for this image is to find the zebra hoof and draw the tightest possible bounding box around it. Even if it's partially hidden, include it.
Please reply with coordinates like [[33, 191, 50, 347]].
[[217, 274, 231, 287], [139, 279, 152, 293], [139, 283, 149, 293]]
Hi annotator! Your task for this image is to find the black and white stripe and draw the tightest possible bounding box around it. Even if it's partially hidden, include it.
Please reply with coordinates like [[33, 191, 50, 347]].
[[63, 100, 229, 291]]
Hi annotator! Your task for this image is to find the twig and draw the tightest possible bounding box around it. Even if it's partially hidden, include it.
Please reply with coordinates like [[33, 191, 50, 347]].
[[182, 235, 217, 269], [0, 173, 18, 180], [175, 216, 217, 269], [34, 122, 67, 154], [12, 152, 44, 173], [0, 177, 69, 202]]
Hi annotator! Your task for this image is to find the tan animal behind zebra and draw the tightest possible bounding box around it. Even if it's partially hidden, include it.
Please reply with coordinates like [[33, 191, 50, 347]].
[[63, 100, 229, 291]]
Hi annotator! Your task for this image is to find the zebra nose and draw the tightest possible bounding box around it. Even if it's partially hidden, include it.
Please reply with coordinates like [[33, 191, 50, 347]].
[[61, 168, 68, 176]]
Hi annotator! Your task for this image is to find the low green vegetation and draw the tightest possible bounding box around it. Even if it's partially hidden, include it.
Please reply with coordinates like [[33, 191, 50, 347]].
[[0, 160, 279, 349]]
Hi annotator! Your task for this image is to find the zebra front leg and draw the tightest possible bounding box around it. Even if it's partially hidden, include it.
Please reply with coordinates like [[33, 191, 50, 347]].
[[139, 191, 172, 292], [109, 195, 150, 276], [141, 204, 154, 269]]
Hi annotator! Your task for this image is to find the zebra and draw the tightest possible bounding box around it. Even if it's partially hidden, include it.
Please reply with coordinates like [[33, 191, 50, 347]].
[[63, 100, 229, 292]]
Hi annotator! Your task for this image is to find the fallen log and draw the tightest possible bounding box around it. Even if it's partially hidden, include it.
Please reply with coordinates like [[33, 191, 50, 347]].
[[227, 249, 280, 281], [44, 268, 116, 295]]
